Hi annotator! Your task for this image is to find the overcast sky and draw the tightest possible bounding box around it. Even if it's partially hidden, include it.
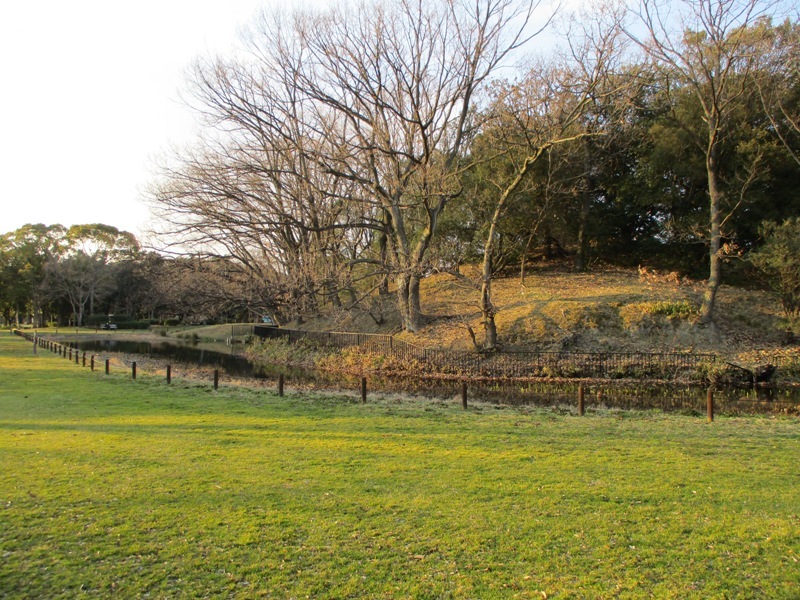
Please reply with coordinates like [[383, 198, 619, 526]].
[[1, 0, 298, 240], [0, 0, 564, 242]]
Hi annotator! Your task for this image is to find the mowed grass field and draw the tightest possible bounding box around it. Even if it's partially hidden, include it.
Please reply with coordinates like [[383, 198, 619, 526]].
[[1, 336, 798, 599]]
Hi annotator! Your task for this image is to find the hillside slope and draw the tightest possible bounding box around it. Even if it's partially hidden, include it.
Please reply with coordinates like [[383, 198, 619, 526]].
[[301, 266, 795, 363]]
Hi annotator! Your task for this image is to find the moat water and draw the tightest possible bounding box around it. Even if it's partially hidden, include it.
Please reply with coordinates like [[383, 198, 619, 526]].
[[71, 338, 800, 416]]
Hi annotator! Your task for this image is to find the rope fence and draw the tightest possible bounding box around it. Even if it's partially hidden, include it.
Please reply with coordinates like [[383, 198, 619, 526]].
[[13, 329, 215, 387], [11, 329, 799, 417]]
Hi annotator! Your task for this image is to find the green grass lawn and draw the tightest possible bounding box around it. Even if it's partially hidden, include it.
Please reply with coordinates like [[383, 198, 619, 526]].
[[1, 335, 798, 599]]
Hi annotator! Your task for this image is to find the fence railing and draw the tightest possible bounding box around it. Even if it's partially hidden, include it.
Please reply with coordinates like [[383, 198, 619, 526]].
[[253, 325, 716, 380], [230, 324, 255, 337]]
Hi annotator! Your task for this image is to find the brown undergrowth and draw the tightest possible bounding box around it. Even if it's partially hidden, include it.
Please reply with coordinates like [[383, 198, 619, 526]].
[[301, 265, 794, 366]]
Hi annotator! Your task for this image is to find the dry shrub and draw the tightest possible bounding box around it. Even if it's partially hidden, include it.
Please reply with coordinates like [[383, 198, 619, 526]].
[[637, 265, 690, 286]]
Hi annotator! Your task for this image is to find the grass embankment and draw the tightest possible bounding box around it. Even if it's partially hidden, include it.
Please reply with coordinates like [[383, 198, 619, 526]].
[[305, 267, 798, 363], [1, 335, 799, 598]]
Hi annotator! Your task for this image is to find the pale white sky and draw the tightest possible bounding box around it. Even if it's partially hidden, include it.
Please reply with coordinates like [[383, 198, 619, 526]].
[[0, 0, 317, 240], [0, 0, 566, 242]]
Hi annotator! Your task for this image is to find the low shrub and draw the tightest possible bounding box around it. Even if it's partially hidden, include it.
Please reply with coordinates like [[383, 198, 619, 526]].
[[620, 300, 698, 331], [689, 360, 752, 386]]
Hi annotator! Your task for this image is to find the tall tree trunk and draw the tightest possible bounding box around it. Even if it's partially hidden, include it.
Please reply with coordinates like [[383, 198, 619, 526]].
[[479, 152, 545, 350], [408, 274, 422, 331], [393, 204, 441, 333], [395, 273, 413, 332], [699, 143, 722, 325], [394, 272, 424, 333], [481, 253, 498, 350]]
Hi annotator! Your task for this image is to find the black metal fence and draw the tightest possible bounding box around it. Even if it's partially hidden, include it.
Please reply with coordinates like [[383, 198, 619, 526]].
[[253, 326, 716, 380]]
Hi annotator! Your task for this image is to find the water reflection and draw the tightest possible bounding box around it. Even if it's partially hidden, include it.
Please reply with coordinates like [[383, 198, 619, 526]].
[[74, 339, 800, 416]]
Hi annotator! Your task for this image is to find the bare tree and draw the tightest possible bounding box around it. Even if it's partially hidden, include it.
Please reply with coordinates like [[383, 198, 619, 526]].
[[163, 0, 547, 332], [464, 4, 629, 351], [147, 256, 282, 324], [627, 0, 781, 325], [754, 17, 800, 165], [149, 112, 364, 321]]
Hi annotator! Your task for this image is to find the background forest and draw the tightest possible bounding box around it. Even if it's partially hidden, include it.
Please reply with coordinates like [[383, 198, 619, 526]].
[[3, 0, 800, 352]]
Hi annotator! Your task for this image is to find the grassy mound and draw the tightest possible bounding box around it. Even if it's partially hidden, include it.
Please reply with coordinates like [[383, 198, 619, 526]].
[[304, 266, 795, 363]]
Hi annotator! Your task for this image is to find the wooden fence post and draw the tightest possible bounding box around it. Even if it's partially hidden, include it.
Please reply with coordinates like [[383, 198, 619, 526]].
[[82, 352, 86, 367], [105, 359, 110, 375], [461, 381, 468, 409], [361, 377, 367, 403], [213, 370, 219, 390], [132, 362, 137, 379], [166, 365, 171, 384], [91, 355, 95, 371], [707, 386, 714, 423], [278, 373, 284, 397]]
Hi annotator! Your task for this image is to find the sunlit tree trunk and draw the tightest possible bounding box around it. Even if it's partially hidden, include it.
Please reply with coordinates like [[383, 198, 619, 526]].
[[700, 132, 723, 324]]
